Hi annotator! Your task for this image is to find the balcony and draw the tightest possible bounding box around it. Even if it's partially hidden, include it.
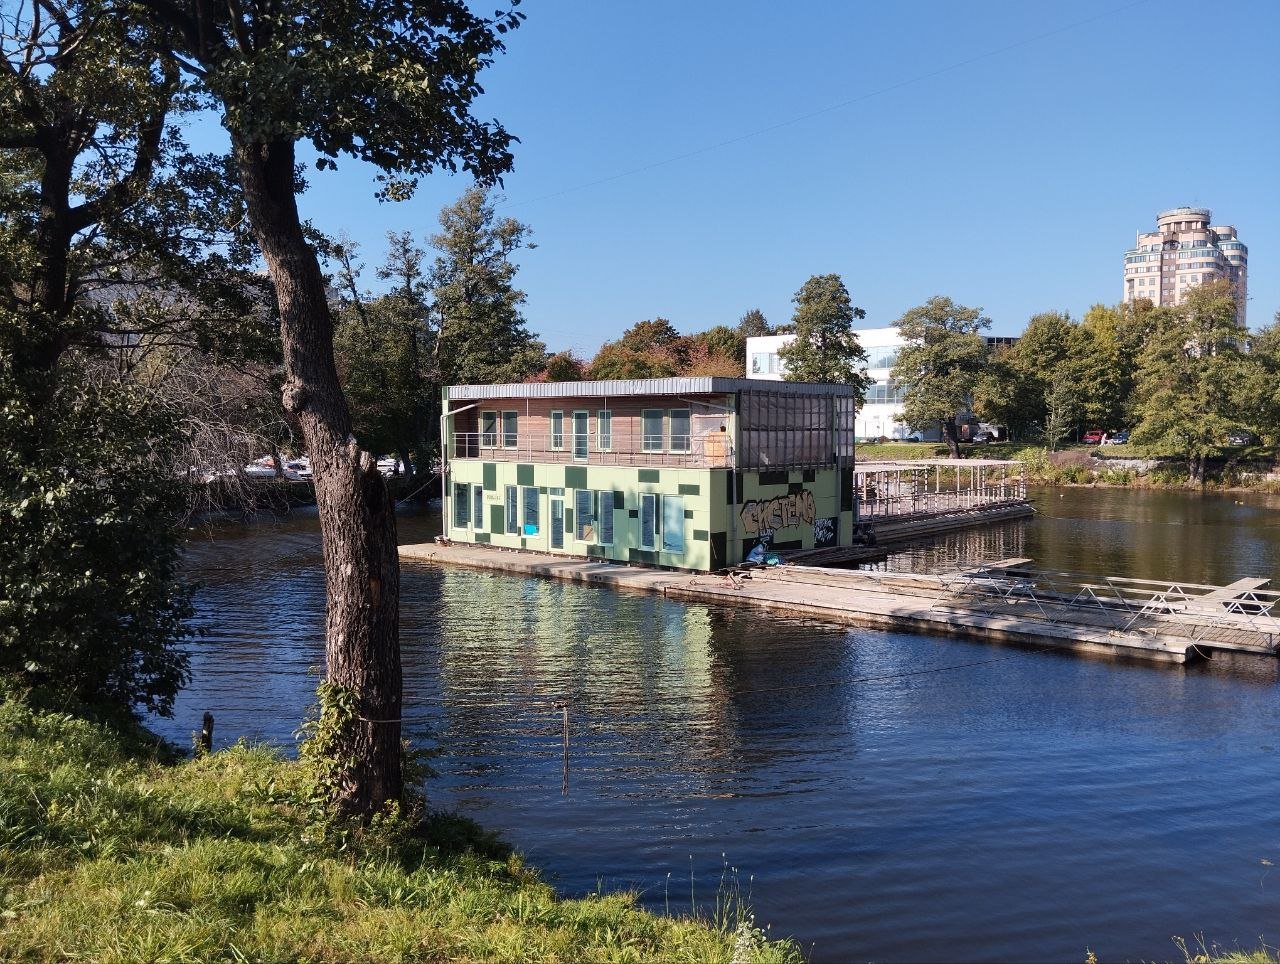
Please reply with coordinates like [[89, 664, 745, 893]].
[[450, 431, 734, 468]]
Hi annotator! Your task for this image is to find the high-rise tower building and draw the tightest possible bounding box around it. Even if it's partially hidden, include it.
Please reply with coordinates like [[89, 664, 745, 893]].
[[1122, 207, 1248, 323]]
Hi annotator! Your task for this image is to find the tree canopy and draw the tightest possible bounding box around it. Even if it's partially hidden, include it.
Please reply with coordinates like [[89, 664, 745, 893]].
[[778, 274, 872, 395], [1130, 280, 1251, 483], [430, 186, 545, 386], [891, 296, 990, 457]]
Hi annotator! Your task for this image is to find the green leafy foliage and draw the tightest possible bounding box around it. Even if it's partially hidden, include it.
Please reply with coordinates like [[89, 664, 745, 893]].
[[736, 308, 773, 339], [333, 235, 435, 469], [1042, 372, 1080, 452], [430, 186, 546, 386], [1131, 281, 1252, 484], [891, 296, 990, 456], [0, 338, 191, 716], [537, 350, 586, 382], [778, 274, 872, 392]]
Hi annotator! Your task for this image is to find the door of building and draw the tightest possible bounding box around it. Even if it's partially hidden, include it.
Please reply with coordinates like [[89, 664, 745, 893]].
[[550, 497, 564, 549]]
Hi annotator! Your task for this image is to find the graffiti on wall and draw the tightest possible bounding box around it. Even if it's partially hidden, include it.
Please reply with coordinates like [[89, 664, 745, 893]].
[[813, 516, 837, 548], [740, 489, 817, 537]]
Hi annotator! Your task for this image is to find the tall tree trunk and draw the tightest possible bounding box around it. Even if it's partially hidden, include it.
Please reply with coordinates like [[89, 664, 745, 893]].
[[942, 417, 961, 459], [233, 136, 402, 817]]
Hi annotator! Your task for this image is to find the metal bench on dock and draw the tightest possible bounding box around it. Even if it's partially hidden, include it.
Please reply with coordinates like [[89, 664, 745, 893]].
[[934, 562, 1280, 655]]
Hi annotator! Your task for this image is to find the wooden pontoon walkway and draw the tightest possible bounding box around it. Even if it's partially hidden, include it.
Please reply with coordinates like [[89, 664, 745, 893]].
[[400, 542, 1280, 666]]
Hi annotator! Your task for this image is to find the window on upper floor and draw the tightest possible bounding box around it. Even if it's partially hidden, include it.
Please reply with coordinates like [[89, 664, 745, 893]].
[[597, 410, 612, 451], [642, 409, 664, 452], [550, 411, 564, 450], [480, 411, 498, 447], [668, 409, 692, 453]]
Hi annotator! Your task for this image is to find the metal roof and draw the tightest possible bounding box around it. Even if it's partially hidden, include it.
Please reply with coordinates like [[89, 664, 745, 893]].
[[446, 377, 856, 401]]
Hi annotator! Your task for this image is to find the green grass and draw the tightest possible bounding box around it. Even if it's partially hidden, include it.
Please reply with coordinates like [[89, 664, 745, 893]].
[[858, 441, 1051, 462], [0, 696, 799, 962]]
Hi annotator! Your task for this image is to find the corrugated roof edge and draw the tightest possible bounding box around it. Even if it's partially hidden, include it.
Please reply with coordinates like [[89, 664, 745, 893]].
[[446, 377, 855, 400]]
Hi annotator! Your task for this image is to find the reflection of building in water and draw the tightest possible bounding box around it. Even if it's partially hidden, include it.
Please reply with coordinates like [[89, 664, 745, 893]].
[[863, 517, 1028, 574], [429, 568, 865, 788]]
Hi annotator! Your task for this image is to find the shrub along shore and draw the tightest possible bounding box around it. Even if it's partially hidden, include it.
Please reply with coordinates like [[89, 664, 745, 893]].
[[858, 442, 1280, 492], [0, 693, 798, 963]]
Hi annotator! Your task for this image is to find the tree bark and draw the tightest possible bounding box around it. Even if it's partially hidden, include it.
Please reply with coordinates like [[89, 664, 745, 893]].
[[942, 417, 961, 459], [232, 135, 403, 817]]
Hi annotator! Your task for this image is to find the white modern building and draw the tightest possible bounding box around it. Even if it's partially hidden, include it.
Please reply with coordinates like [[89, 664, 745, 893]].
[[746, 328, 910, 440], [747, 328, 1015, 441]]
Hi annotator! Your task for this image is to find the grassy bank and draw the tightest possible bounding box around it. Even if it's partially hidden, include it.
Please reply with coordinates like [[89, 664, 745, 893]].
[[857, 442, 1280, 491], [0, 696, 797, 962]]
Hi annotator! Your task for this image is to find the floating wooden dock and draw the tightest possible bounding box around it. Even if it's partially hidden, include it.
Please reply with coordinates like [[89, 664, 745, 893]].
[[399, 542, 1280, 666]]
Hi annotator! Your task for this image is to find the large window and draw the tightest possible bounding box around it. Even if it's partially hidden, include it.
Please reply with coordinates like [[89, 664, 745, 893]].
[[597, 490, 615, 546], [480, 411, 498, 447], [668, 409, 691, 453], [504, 485, 519, 534], [550, 411, 564, 450], [522, 486, 539, 535], [639, 493, 657, 550], [452, 482, 470, 528], [502, 411, 518, 449], [597, 410, 612, 452], [661, 495, 685, 554], [642, 410, 664, 452], [572, 411, 589, 460], [574, 488, 595, 542], [472, 484, 485, 529]]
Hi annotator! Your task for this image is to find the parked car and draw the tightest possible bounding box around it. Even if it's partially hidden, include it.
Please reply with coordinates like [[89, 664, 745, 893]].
[[1081, 429, 1105, 445], [284, 457, 312, 480], [1227, 430, 1257, 446], [1101, 430, 1130, 445], [377, 456, 406, 477], [970, 431, 995, 444], [902, 432, 924, 443]]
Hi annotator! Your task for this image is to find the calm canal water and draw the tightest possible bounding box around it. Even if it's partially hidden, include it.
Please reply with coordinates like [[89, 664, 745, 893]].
[[164, 487, 1280, 962]]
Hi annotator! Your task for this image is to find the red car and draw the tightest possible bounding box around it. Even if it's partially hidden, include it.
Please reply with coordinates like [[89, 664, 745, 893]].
[[1082, 429, 1105, 445]]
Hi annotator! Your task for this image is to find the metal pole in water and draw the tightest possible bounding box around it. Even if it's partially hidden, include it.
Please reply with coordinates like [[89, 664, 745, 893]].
[[557, 703, 570, 795]]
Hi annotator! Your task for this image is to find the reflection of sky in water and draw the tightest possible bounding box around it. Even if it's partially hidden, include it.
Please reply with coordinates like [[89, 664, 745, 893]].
[[159, 493, 1280, 962]]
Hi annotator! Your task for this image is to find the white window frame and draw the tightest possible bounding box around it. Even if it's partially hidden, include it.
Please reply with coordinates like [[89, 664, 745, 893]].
[[596, 410, 612, 452], [668, 408, 692, 454], [479, 410, 498, 448], [504, 485, 519, 534], [452, 482, 470, 529], [639, 493, 658, 550], [522, 486, 540, 536], [501, 411, 518, 450], [597, 489, 615, 546], [661, 494, 685, 554], [574, 488, 595, 543], [642, 409, 665, 453], [550, 410, 564, 451], [571, 410, 590, 461]]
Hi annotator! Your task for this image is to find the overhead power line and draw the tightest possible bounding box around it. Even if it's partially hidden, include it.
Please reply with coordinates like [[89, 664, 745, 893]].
[[505, 0, 1151, 209]]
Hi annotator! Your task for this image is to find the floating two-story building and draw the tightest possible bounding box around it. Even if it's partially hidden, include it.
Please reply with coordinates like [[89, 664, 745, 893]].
[[441, 378, 857, 571]]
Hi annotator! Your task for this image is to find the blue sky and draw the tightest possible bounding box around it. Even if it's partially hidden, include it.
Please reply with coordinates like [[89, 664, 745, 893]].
[[189, 0, 1280, 354]]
